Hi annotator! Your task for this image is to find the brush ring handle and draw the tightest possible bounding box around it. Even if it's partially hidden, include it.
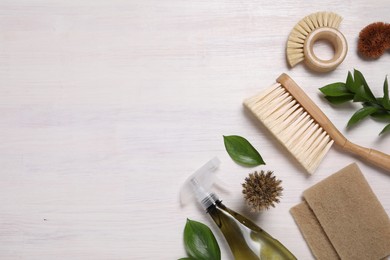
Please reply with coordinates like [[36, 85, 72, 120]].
[[303, 27, 348, 73]]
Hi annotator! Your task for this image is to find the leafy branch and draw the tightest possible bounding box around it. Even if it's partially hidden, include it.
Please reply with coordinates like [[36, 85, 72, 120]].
[[319, 69, 390, 135]]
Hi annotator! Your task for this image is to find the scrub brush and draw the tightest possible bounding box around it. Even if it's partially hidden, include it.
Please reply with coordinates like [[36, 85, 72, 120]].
[[242, 171, 283, 212], [286, 11, 347, 72], [243, 73, 390, 174], [358, 22, 390, 59]]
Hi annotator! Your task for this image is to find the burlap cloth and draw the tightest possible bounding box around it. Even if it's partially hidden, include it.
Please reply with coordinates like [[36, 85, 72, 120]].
[[290, 163, 390, 260]]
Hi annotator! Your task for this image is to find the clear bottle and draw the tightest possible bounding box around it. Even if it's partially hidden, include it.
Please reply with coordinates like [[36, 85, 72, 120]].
[[180, 158, 297, 260]]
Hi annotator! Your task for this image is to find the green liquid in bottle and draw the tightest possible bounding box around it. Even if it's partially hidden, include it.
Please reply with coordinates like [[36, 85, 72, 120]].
[[208, 201, 297, 260]]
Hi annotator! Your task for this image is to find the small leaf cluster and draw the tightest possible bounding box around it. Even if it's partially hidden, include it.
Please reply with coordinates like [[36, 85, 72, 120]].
[[319, 69, 390, 135], [179, 218, 221, 260]]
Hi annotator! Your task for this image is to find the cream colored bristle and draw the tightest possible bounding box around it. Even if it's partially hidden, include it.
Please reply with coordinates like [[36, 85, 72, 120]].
[[287, 41, 303, 48], [287, 53, 304, 67], [317, 12, 324, 26], [286, 11, 343, 68], [243, 83, 334, 174]]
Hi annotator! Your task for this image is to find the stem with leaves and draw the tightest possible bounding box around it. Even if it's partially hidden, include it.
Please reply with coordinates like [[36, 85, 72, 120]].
[[319, 69, 390, 135]]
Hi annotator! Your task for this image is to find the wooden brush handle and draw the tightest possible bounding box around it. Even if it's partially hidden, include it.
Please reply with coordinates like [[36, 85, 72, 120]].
[[343, 141, 390, 172], [277, 73, 390, 172], [303, 27, 348, 72]]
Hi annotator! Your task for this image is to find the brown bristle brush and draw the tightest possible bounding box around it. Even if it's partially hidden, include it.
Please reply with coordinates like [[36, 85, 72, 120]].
[[243, 74, 390, 174], [358, 22, 390, 59], [242, 171, 283, 212]]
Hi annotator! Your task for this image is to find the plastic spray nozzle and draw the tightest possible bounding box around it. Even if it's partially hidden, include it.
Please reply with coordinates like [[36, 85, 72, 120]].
[[180, 157, 222, 210]]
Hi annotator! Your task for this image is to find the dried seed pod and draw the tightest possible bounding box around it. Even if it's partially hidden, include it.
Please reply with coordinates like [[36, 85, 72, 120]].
[[242, 171, 283, 212]]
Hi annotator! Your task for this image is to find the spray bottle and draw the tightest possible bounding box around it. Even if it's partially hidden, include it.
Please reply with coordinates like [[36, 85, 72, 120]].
[[180, 157, 297, 260]]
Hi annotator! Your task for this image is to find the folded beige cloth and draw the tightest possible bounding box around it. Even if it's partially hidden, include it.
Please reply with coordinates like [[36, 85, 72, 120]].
[[291, 163, 390, 260]]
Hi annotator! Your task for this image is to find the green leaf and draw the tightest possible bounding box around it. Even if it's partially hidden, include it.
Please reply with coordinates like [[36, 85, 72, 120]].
[[324, 94, 354, 104], [371, 111, 390, 120], [379, 123, 390, 135], [353, 69, 376, 102], [347, 106, 379, 127], [345, 71, 355, 92], [184, 219, 221, 260], [319, 82, 352, 97], [353, 94, 367, 102], [223, 135, 265, 166], [382, 76, 390, 109], [363, 100, 384, 109], [351, 69, 361, 93]]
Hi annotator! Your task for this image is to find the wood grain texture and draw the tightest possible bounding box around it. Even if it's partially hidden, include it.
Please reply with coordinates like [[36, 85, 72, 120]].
[[0, 1, 389, 259]]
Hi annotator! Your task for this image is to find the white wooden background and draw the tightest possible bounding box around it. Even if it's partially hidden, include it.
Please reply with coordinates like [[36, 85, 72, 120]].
[[0, 1, 389, 259]]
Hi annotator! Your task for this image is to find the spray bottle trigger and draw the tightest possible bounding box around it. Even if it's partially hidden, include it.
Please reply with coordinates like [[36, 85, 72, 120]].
[[179, 157, 221, 206], [213, 176, 232, 193]]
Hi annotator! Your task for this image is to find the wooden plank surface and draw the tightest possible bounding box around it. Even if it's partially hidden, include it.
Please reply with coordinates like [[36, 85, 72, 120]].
[[0, 1, 389, 259]]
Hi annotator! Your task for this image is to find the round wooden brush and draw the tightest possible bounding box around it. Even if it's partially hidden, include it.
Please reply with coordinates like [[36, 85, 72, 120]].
[[286, 12, 347, 72], [242, 171, 283, 212], [358, 22, 390, 59]]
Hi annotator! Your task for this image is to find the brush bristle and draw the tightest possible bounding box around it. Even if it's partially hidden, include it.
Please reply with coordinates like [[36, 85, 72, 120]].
[[358, 22, 390, 59], [244, 83, 334, 174], [242, 171, 283, 212], [287, 12, 343, 67]]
